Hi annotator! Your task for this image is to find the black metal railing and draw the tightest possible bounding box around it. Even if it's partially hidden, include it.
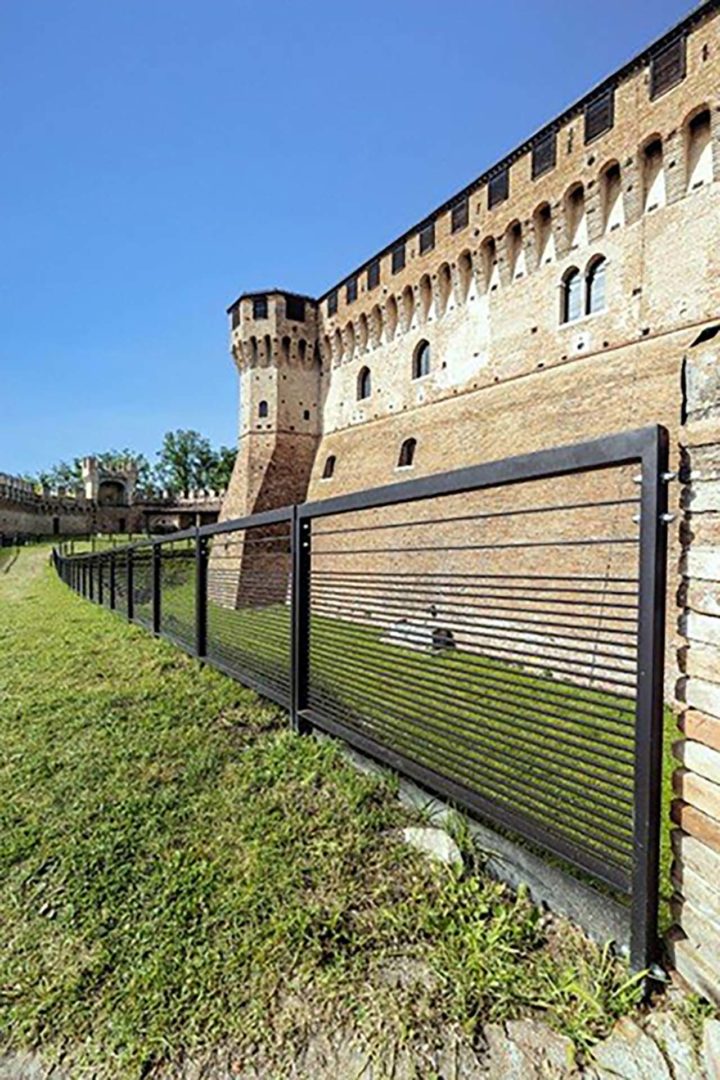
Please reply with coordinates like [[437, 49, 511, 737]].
[[53, 426, 670, 973]]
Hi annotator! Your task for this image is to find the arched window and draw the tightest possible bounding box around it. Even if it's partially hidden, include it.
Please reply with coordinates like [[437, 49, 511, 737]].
[[402, 285, 415, 331], [333, 328, 343, 364], [642, 137, 666, 211], [322, 455, 336, 479], [564, 184, 587, 248], [381, 299, 394, 342], [458, 250, 474, 301], [437, 263, 452, 315], [344, 322, 356, 362], [600, 162, 624, 233], [398, 438, 417, 469], [298, 339, 307, 364], [264, 334, 273, 364], [413, 340, 430, 379], [686, 107, 712, 190], [533, 203, 555, 266], [258, 400, 269, 418], [357, 313, 368, 352], [586, 256, 607, 315], [561, 268, 582, 324], [419, 275, 433, 322], [281, 335, 291, 363], [369, 305, 382, 347], [480, 237, 499, 291], [357, 366, 371, 400], [506, 220, 526, 279]]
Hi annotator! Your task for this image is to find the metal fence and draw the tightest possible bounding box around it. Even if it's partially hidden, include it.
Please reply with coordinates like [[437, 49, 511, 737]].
[[53, 426, 670, 973]]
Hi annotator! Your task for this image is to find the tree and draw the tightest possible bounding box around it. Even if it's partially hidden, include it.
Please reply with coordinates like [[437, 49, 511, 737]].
[[26, 434, 234, 498], [154, 429, 213, 497], [206, 445, 236, 491]]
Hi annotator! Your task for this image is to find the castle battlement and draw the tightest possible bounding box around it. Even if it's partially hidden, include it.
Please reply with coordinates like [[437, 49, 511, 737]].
[[220, 1, 720, 519]]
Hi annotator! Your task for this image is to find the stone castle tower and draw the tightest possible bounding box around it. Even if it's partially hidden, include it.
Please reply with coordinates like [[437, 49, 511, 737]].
[[219, 2, 720, 530], [220, 290, 322, 521]]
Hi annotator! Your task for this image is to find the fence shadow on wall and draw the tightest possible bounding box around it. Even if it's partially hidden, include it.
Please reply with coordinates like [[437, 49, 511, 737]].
[[54, 425, 670, 977]]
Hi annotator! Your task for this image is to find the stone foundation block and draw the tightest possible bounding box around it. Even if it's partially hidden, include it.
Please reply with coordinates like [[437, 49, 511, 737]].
[[685, 547, 720, 581], [684, 676, 720, 719], [671, 826, 720, 879], [669, 933, 720, 1007], [672, 859, 720, 920], [680, 708, 720, 751], [682, 638, 720, 682], [672, 766, 720, 819], [673, 738, 720, 785], [686, 582, 720, 619], [671, 799, 720, 851], [670, 897, 720, 971], [685, 479, 720, 513], [684, 612, 720, 649]]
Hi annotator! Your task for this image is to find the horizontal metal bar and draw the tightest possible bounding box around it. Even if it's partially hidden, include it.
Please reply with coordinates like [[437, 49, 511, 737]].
[[307, 634, 636, 741], [307, 685, 634, 853], [307, 656, 635, 805], [310, 589, 638, 640], [299, 427, 660, 522], [205, 651, 291, 709], [296, 568, 639, 586], [310, 578, 639, 615], [312, 496, 640, 537], [312, 536, 638, 556], [310, 602, 637, 674], [303, 706, 631, 892]]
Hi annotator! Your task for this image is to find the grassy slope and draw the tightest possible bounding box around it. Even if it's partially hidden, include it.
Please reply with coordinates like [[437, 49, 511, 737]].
[[158, 568, 675, 916], [1, 549, 649, 1077]]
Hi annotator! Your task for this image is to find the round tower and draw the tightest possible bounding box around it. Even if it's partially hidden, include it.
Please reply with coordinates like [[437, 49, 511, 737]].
[[222, 289, 322, 519]]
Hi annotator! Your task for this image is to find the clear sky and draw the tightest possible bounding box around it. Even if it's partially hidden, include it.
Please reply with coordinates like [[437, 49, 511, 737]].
[[0, 0, 694, 476]]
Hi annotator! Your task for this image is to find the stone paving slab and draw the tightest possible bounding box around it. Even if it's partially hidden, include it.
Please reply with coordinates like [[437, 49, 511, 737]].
[[0, 1011, 716, 1078]]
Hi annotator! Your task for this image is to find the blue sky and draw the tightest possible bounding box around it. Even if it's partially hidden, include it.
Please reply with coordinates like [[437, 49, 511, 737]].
[[0, 0, 693, 476]]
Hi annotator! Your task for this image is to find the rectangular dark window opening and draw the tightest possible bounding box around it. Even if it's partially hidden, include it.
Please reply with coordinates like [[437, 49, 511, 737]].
[[650, 37, 686, 99], [346, 276, 357, 304], [367, 259, 380, 290], [252, 296, 268, 320], [327, 290, 338, 317], [391, 243, 406, 274], [230, 305, 240, 328], [285, 295, 306, 322], [532, 131, 557, 178], [488, 168, 509, 209], [451, 197, 469, 232], [419, 221, 435, 254], [584, 90, 614, 144]]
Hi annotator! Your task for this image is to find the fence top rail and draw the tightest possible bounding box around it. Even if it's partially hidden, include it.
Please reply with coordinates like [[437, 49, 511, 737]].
[[54, 426, 666, 562], [298, 425, 666, 522]]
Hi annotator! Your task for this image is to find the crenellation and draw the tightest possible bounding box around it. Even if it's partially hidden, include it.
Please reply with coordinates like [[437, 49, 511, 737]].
[[218, 1, 720, 1003]]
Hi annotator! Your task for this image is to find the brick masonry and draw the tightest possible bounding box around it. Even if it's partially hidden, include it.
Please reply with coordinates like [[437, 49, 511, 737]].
[[671, 354, 720, 1003], [219, 4, 720, 1000]]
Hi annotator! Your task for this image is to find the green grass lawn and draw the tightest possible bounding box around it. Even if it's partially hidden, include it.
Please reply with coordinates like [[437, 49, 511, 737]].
[[1, 548, 656, 1077], [156, 567, 676, 920]]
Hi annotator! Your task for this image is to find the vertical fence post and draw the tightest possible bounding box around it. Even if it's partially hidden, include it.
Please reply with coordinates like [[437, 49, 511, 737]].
[[88, 558, 95, 602], [291, 507, 312, 734], [195, 530, 208, 660], [109, 552, 116, 611], [126, 548, 134, 622], [630, 425, 669, 976], [152, 543, 162, 636], [97, 556, 104, 606]]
